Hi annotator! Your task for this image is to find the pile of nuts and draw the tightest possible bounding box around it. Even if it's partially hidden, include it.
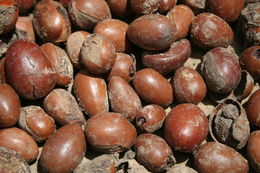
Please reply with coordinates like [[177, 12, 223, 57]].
[[0, 0, 259, 172]]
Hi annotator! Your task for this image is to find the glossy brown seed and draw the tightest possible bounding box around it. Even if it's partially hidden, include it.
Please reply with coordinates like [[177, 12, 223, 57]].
[[142, 39, 191, 75], [190, 13, 234, 49], [136, 104, 166, 133], [85, 112, 137, 153], [107, 0, 133, 17], [15, 16, 35, 42], [5, 40, 56, 100], [108, 76, 141, 121], [173, 67, 207, 104], [68, 0, 111, 30], [180, 0, 206, 14], [107, 53, 136, 82], [159, 0, 176, 13], [33, 0, 71, 43], [80, 34, 116, 74], [15, 0, 35, 14], [19, 106, 55, 142], [133, 68, 173, 107], [0, 128, 38, 163], [246, 89, 260, 127], [194, 142, 249, 173], [74, 70, 109, 117], [247, 130, 260, 172], [130, 0, 161, 15], [39, 123, 86, 173], [164, 103, 208, 152], [0, 84, 20, 128], [127, 14, 176, 51], [41, 43, 74, 87], [43, 88, 86, 125], [201, 47, 241, 94], [135, 133, 176, 172]]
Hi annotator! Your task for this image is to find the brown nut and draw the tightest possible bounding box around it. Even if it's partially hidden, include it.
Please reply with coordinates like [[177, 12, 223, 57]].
[[133, 68, 173, 107], [0, 128, 39, 163], [85, 112, 137, 153], [194, 142, 249, 173], [130, 0, 161, 15], [39, 123, 86, 173], [247, 130, 260, 172], [209, 99, 250, 150], [127, 14, 176, 51], [134, 133, 176, 172], [15, 0, 35, 14], [15, 16, 35, 42], [74, 70, 109, 117], [0, 57, 6, 84], [180, 0, 206, 14], [159, 0, 176, 13], [108, 76, 141, 121], [142, 39, 191, 75], [43, 88, 86, 125], [190, 13, 234, 49], [246, 89, 260, 127], [107, 0, 133, 17]]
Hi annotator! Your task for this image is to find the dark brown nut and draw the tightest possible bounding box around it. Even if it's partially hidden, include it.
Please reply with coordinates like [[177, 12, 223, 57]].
[[15, 16, 35, 42], [107, 53, 136, 83], [167, 164, 198, 173], [41, 43, 74, 87], [80, 34, 116, 75], [180, 0, 206, 14], [159, 0, 176, 13], [85, 112, 137, 153], [0, 84, 20, 128], [136, 104, 166, 133], [33, 0, 71, 43], [5, 40, 56, 100], [133, 68, 173, 107], [0, 0, 19, 35], [39, 123, 86, 173], [18, 106, 55, 143], [134, 133, 176, 172], [43, 88, 86, 125], [68, 0, 111, 30], [201, 47, 241, 94], [66, 31, 90, 69], [190, 13, 234, 49], [247, 130, 260, 172], [240, 46, 260, 81], [127, 14, 176, 51], [74, 70, 109, 117], [246, 89, 260, 127], [142, 39, 191, 75], [108, 76, 142, 121], [93, 19, 131, 52], [0, 128, 38, 163], [194, 142, 249, 173], [107, 0, 134, 17], [173, 67, 207, 104], [209, 99, 250, 150], [0, 57, 6, 84], [15, 0, 35, 14], [0, 147, 30, 173], [130, 0, 161, 15], [167, 5, 194, 40], [164, 103, 208, 152]]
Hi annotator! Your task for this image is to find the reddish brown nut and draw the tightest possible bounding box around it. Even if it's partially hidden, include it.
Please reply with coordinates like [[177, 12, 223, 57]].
[[15, 16, 35, 42], [190, 13, 234, 49], [0, 84, 20, 128], [133, 68, 173, 107], [159, 0, 176, 13], [43, 88, 86, 125], [85, 112, 137, 153], [130, 0, 161, 15], [68, 0, 111, 30], [142, 39, 191, 75], [5, 40, 56, 100], [240, 46, 260, 81], [39, 123, 86, 173], [107, 53, 136, 82], [33, 0, 71, 43], [0, 128, 38, 163], [180, 0, 206, 14], [107, 0, 133, 17], [74, 70, 109, 117], [167, 5, 194, 39], [41, 43, 73, 87], [0, 57, 6, 84], [66, 31, 90, 69], [136, 104, 166, 133], [93, 19, 131, 52], [247, 130, 260, 172], [127, 14, 176, 51], [246, 89, 260, 127], [164, 103, 208, 152], [173, 67, 207, 104], [134, 133, 176, 172], [14, 0, 35, 14], [201, 47, 241, 94], [194, 142, 249, 173], [80, 34, 116, 74]]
